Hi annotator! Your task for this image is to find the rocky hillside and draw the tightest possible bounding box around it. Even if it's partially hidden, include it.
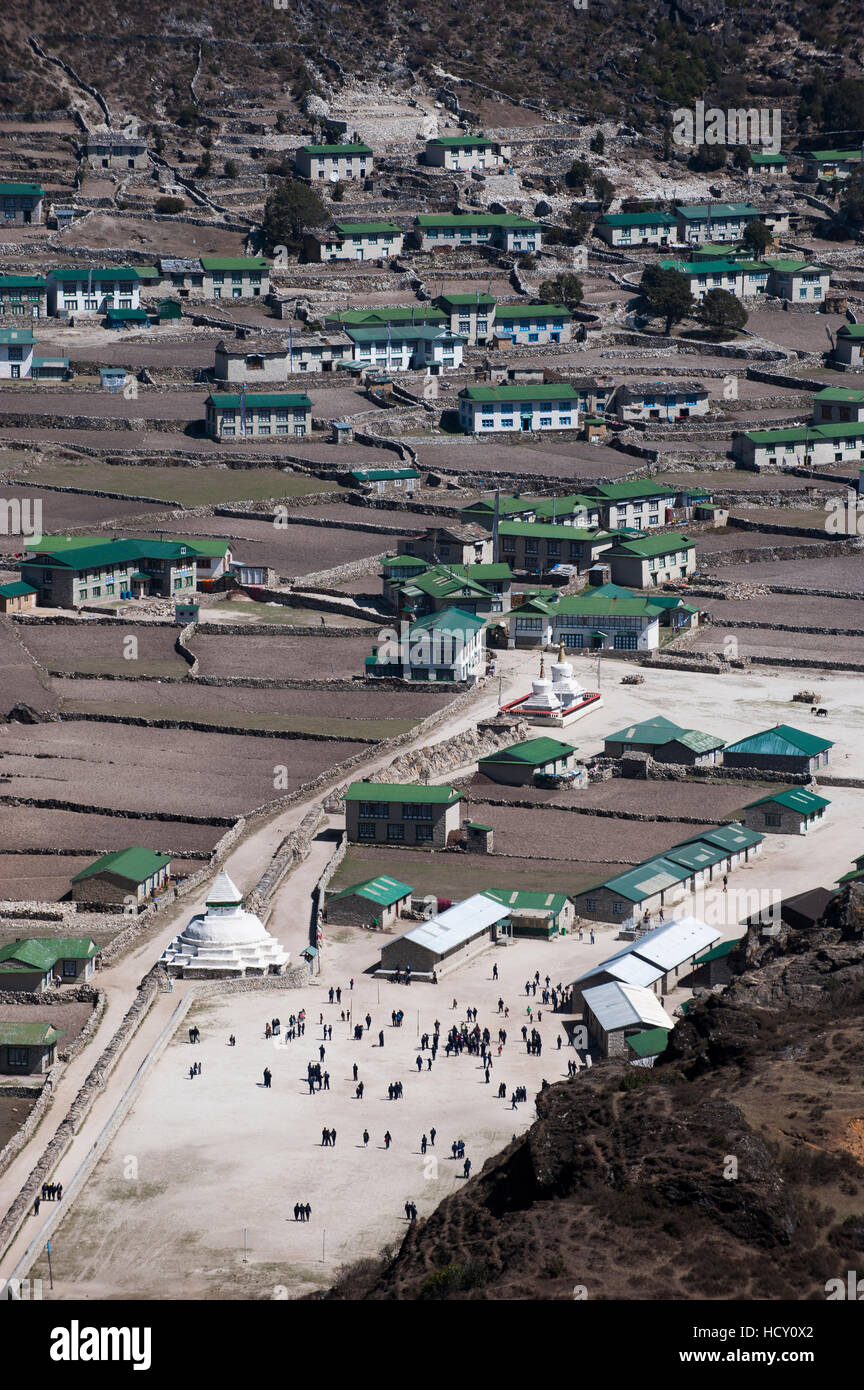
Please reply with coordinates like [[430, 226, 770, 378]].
[[2, 0, 864, 139], [322, 887, 864, 1300]]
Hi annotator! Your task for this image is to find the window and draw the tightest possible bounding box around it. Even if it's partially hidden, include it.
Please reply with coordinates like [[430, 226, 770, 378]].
[[358, 822, 376, 840], [585, 898, 597, 912], [764, 812, 782, 827], [63, 958, 78, 977], [539, 416, 552, 427], [613, 901, 627, 914], [359, 801, 388, 818], [387, 823, 405, 842], [404, 804, 433, 820], [7, 1047, 29, 1067], [559, 416, 571, 427]]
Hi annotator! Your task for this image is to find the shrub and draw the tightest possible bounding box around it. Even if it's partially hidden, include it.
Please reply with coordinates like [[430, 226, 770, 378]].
[[155, 196, 185, 214]]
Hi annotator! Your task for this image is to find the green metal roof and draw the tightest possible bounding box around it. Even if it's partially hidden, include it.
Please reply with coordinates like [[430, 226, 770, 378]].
[[105, 307, 148, 320], [606, 531, 694, 558], [206, 393, 311, 409], [498, 520, 603, 540], [0, 938, 98, 972], [693, 936, 743, 964], [347, 324, 460, 343], [49, 267, 140, 281], [800, 148, 861, 162], [554, 594, 665, 617], [764, 259, 826, 274], [71, 846, 172, 885], [0, 182, 45, 196], [328, 874, 413, 907], [837, 324, 864, 338], [0, 1021, 64, 1047], [0, 275, 47, 288], [744, 788, 830, 814], [482, 888, 570, 915], [585, 480, 677, 501], [417, 213, 539, 229], [436, 292, 496, 307], [681, 825, 764, 853], [605, 715, 683, 745], [343, 782, 463, 804], [0, 581, 37, 598], [300, 143, 372, 155], [427, 136, 497, 148], [626, 1027, 669, 1058], [351, 467, 418, 482], [598, 212, 677, 227], [596, 857, 693, 903], [479, 737, 576, 767], [199, 256, 268, 271], [659, 259, 758, 276], [26, 538, 202, 572], [461, 383, 581, 404], [812, 387, 864, 403], [333, 222, 401, 236], [408, 605, 486, 635], [748, 152, 787, 165], [724, 725, 833, 757], [326, 307, 446, 326], [675, 202, 759, 219], [496, 304, 572, 319]]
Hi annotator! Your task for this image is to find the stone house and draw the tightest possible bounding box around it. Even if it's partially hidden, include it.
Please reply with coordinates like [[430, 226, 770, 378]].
[[343, 782, 464, 847], [582, 981, 674, 1058], [305, 221, 403, 261], [0, 938, 99, 992], [20, 537, 202, 607], [581, 480, 681, 529], [458, 383, 583, 434], [0, 275, 48, 318], [611, 381, 709, 423], [424, 136, 511, 170], [365, 606, 486, 683], [0, 328, 34, 379], [47, 268, 141, 317], [723, 724, 833, 774], [0, 580, 37, 613], [481, 888, 575, 938], [594, 211, 677, 247], [800, 149, 861, 181], [83, 132, 148, 170], [213, 333, 350, 381], [493, 304, 573, 346], [741, 787, 830, 835], [0, 1021, 64, 1075], [733, 422, 864, 469], [477, 736, 577, 785], [764, 259, 830, 303], [435, 292, 496, 345], [295, 143, 373, 181], [600, 532, 696, 587], [400, 524, 494, 567], [324, 874, 413, 928], [673, 201, 761, 244], [603, 715, 724, 762], [498, 522, 616, 576], [379, 894, 510, 977], [204, 391, 311, 440], [811, 387, 864, 424], [0, 182, 44, 225], [509, 592, 665, 652], [832, 324, 864, 371], [70, 846, 172, 908], [414, 213, 541, 253]]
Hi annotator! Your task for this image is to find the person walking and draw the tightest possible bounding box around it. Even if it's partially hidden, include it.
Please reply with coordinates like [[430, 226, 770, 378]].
[[384, 1131, 392, 1149], [363, 1129, 370, 1146], [33, 1195, 40, 1217], [304, 1203, 311, 1222], [263, 1067, 272, 1089], [463, 1158, 471, 1179], [323, 1070, 330, 1090], [352, 1062, 359, 1082], [293, 1203, 300, 1222], [492, 963, 498, 980], [421, 1134, 428, 1154], [429, 1127, 436, 1147], [378, 1030, 384, 1047]]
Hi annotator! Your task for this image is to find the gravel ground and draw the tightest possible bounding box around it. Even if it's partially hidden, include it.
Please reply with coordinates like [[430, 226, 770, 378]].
[[744, 309, 848, 352], [146, 515, 391, 575], [188, 631, 377, 680], [0, 724, 369, 817], [655, 470, 853, 494], [0, 487, 174, 556], [55, 215, 247, 256]]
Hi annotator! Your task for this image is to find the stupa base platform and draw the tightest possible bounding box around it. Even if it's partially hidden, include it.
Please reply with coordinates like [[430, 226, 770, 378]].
[[501, 690, 604, 727]]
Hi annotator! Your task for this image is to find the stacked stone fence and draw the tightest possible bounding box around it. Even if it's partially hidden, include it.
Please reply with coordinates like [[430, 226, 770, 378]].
[[246, 806, 325, 918], [54, 709, 380, 745], [699, 538, 859, 566]]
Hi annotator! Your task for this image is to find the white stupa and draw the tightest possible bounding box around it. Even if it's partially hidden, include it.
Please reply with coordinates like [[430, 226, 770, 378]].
[[505, 646, 604, 727], [160, 868, 290, 977], [549, 643, 588, 706]]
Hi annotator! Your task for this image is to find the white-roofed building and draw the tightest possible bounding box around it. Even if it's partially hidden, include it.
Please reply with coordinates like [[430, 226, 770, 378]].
[[570, 915, 721, 1011], [379, 892, 511, 977], [582, 981, 675, 1057], [160, 868, 290, 978]]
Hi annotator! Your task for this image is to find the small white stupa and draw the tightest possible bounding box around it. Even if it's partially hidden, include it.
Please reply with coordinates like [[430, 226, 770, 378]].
[[505, 646, 604, 727], [160, 868, 290, 977]]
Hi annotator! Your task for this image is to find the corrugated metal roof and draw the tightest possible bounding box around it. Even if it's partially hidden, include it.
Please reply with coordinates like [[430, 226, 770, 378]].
[[391, 893, 510, 956], [628, 915, 721, 971], [724, 724, 833, 757], [582, 981, 674, 1032]]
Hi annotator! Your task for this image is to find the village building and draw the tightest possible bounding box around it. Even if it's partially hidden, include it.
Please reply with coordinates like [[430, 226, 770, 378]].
[[0, 275, 48, 318], [571, 916, 721, 1011], [741, 787, 830, 835], [399, 523, 494, 566], [832, 324, 864, 371], [378, 893, 511, 978], [46, 267, 141, 317], [601, 532, 696, 587], [304, 220, 404, 261], [580, 479, 683, 529], [204, 391, 311, 440], [202, 257, 269, 299], [434, 292, 496, 345], [659, 257, 769, 300], [594, 211, 678, 247], [160, 868, 289, 978], [345, 323, 464, 373], [673, 202, 761, 244], [493, 304, 573, 346], [365, 606, 486, 683], [213, 333, 350, 381], [477, 736, 578, 785], [688, 935, 744, 988], [509, 592, 666, 652], [723, 724, 833, 774], [811, 387, 864, 424], [0, 580, 37, 613], [324, 306, 447, 333], [0, 181, 45, 225], [386, 560, 512, 619], [799, 148, 862, 181], [324, 874, 413, 929], [343, 782, 465, 847], [582, 981, 675, 1058], [481, 888, 575, 938], [0, 328, 34, 379], [352, 466, 419, 494], [748, 152, 788, 174], [460, 493, 604, 529], [0, 938, 99, 993], [0, 1021, 65, 1076], [414, 213, 542, 253], [500, 649, 602, 727], [83, 131, 148, 170], [763, 258, 830, 303], [732, 421, 864, 469], [458, 383, 583, 434], [603, 715, 724, 763], [69, 847, 172, 909], [20, 537, 204, 607], [611, 381, 709, 422], [423, 136, 511, 170], [295, 142, 373, 181], [497, 520, 617, 575]]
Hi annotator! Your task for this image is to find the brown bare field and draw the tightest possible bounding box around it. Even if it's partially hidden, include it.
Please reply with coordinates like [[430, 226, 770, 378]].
[[0, 852, 119, 901], [654, 470, 853, 495], [55, 215, 249, 256], [689, 627, 864, 664], [53, 676, 452, 738], [703, 555, 864, 589], [0, 724, 369, 817], [19, 622, 187, 677], [0, 1000, 95, 1046], [412, 440, 637, 480], [0, 390, 209, 421], [0, 1096, 37, 1151], [0, 806, 225, 856], [699, 594, 864, 628], [330, 846, 624, 900], [189, 631, 376, 680], [0, 488, 175, 558], [457, 803, 713, 861], [145, 515, 390, 576], [694, 528, 837, 554], [469, 775, 767, 820]]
